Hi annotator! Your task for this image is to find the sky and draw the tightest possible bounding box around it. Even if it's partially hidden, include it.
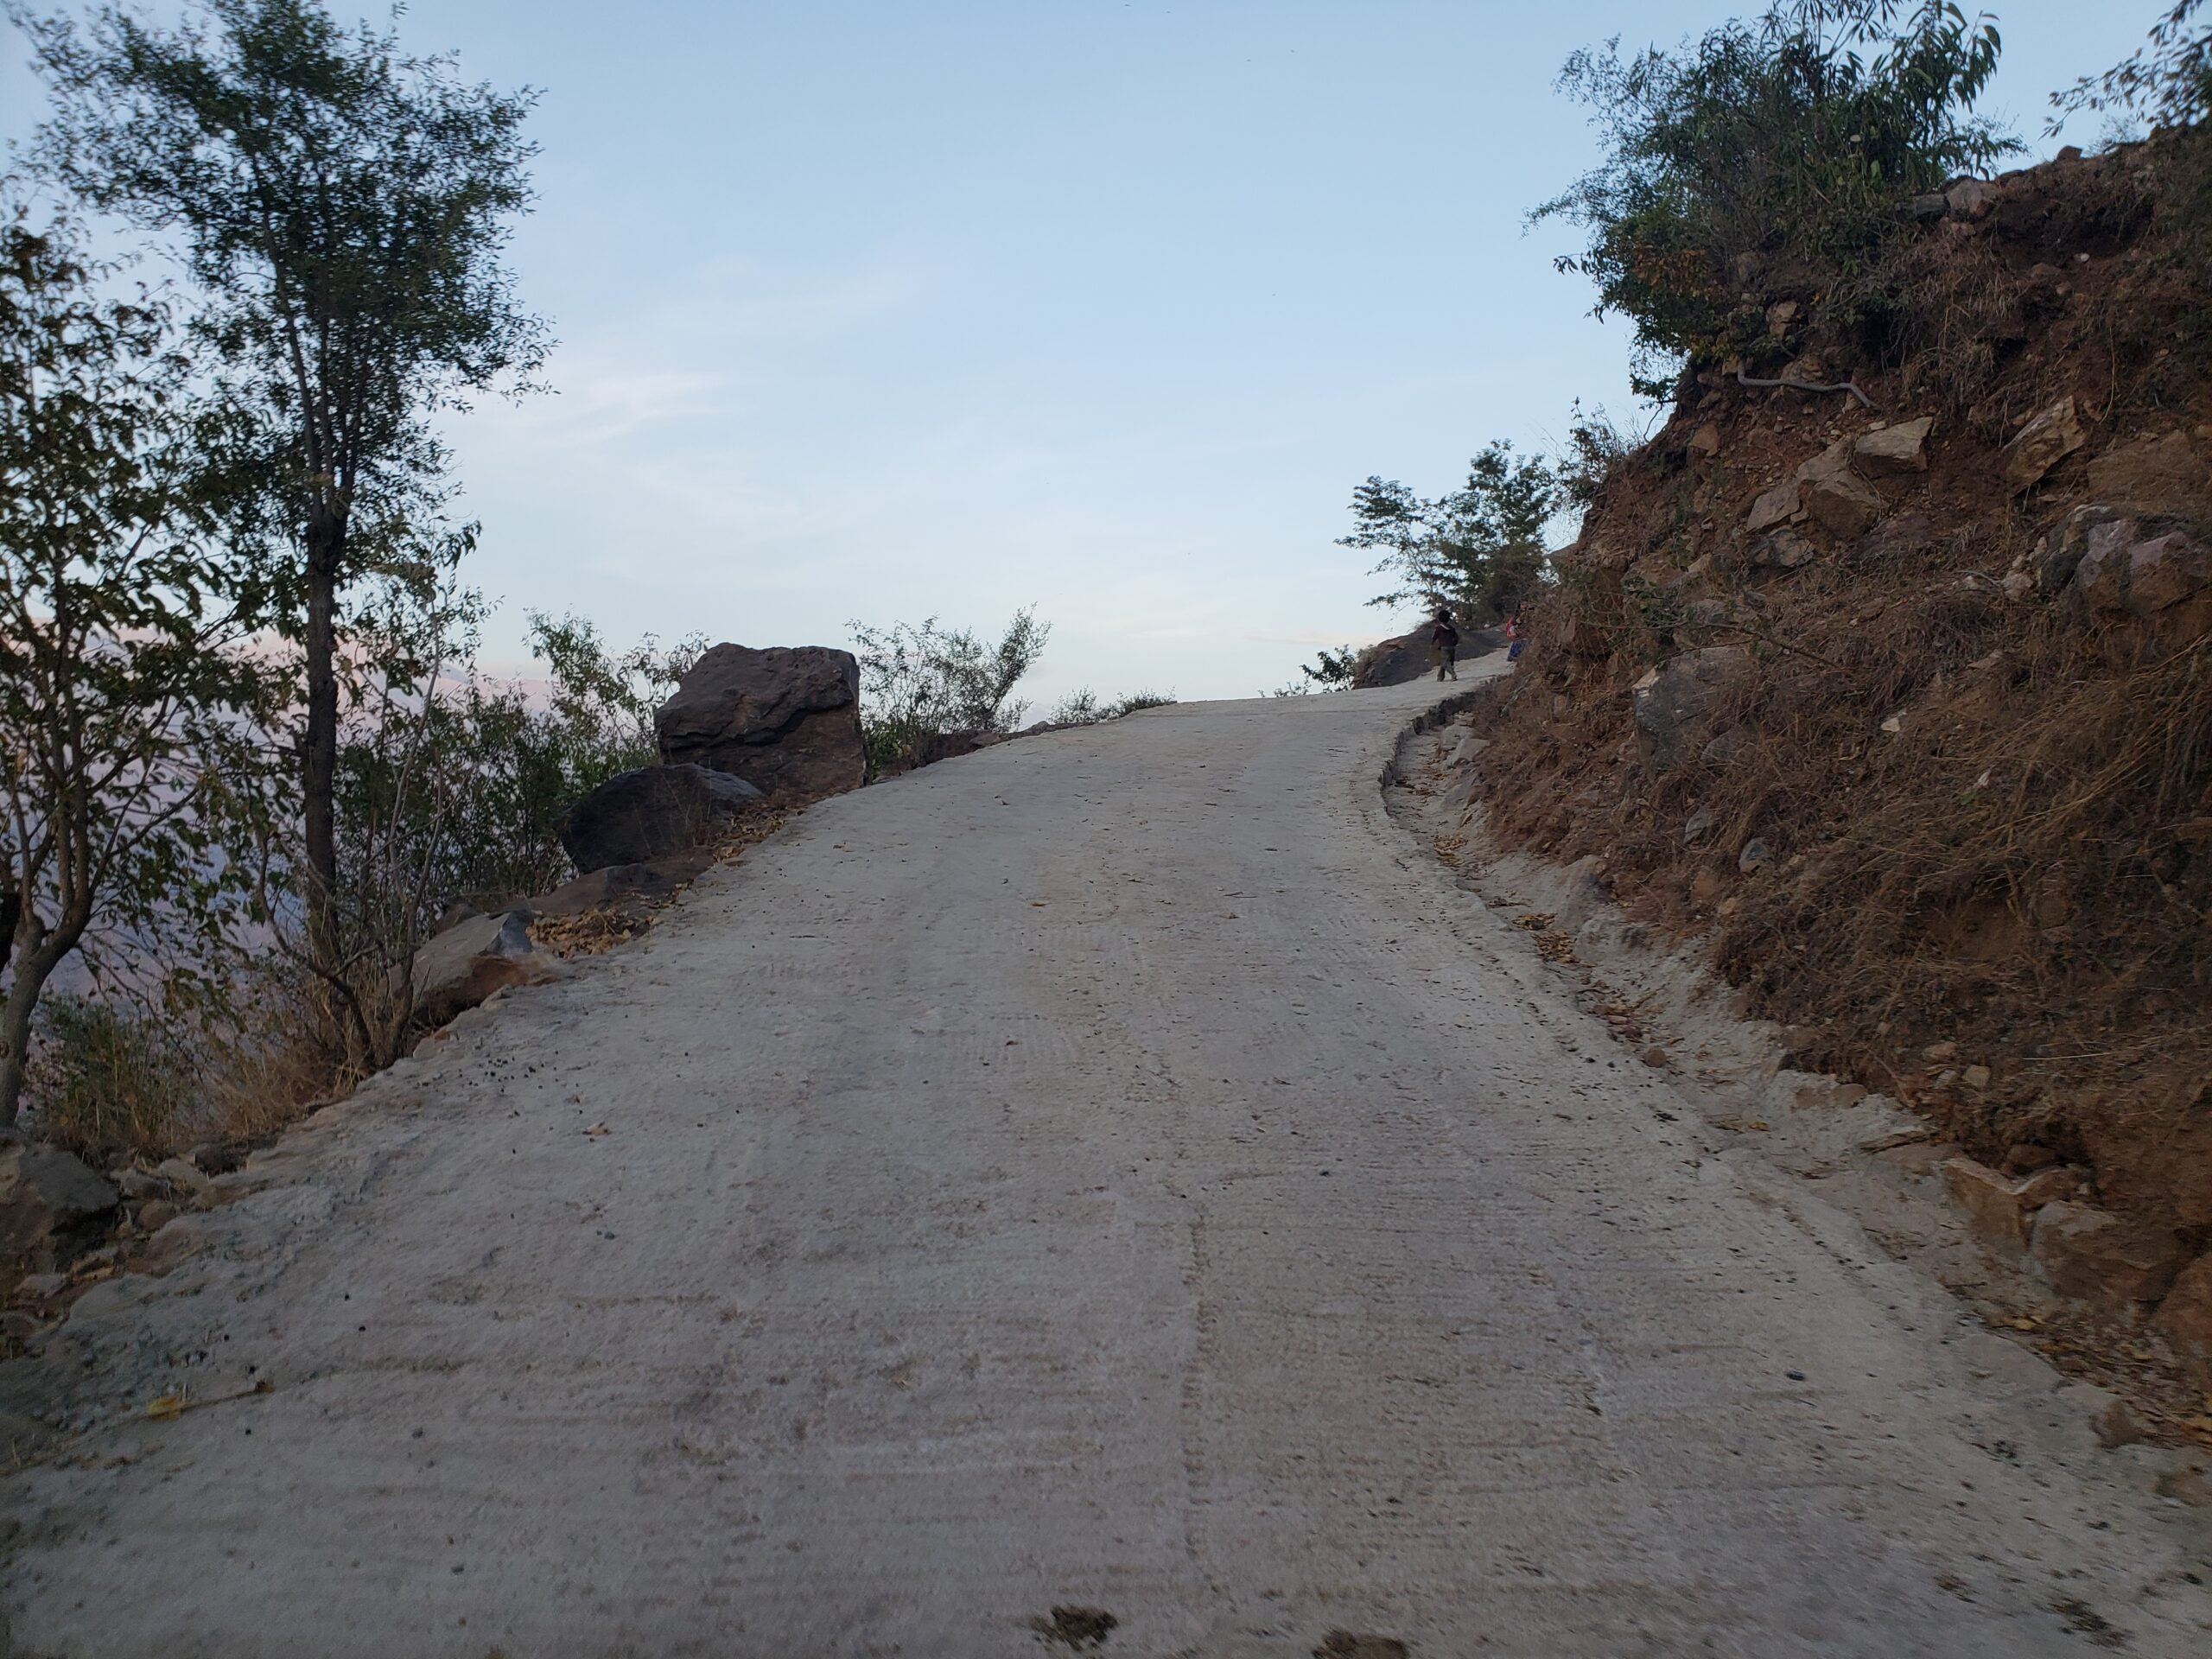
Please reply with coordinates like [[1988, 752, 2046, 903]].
[[0, 1, 2161, 705]]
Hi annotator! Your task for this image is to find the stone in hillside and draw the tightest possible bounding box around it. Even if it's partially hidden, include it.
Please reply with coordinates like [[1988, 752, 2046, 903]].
[[1, 1140, 118, 1275], [2000, 397, 2087, 492], [2085, 430, 2212, 515], [1630, 646, 1748, 771], [1942, 1156, 2076, 1249], [1945, 178, 2000, 219], [2068, 519, 2212, 651], [2154, 1254, 2212, 1389], [526, 846, 716, 919], [1756, 529, 1820, 571], [408, 910, 556, 1031], [1802, 463, 1888, 538], [1687, 423, 1722, 458], [559, 764, 764, 874], [1745, 480, 1802, 533], [1852, 416, 1934, 479], [655, 644, 865, 805], [2030, 1200, 2187, 1306], [2038, 505, 2130, 593]]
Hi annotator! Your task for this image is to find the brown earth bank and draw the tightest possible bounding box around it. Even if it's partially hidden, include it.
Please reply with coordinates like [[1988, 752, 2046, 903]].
[[1460, 131, 2212, 1368]]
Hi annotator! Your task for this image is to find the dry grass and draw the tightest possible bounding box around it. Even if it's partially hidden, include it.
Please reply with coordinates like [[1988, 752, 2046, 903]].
[[1470, 128, 2212, 1240]]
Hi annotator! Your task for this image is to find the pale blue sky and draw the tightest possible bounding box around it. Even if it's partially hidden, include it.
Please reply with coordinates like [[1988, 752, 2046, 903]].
[[3, 2, 2157, 702]]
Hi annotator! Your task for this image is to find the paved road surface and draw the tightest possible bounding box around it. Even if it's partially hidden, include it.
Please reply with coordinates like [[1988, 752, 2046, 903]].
[[5, 667, 2208, 1656]]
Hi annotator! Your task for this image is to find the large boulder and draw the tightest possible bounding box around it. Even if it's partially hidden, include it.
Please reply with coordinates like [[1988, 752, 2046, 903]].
[[407, 909, 557, 1030], [2062, 513, 2212, 652], [655, 644, 865, 804], [559, 764, 763, 874], [1351, 626, 1506, 688], [1, 1139, 118, 1283]]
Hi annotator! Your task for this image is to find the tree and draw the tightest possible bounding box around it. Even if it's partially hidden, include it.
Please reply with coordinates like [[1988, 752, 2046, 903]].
[[1531, 1, 2014, 391], [0, 197, 273, 1125], [14, 0, 549, 995], [1337, 442, 1558, 624], [2054, 3, 2212, 132]]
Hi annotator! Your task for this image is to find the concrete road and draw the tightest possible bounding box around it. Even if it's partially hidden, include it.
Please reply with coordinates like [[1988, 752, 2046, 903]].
[[4, 667, 2208, 1656]]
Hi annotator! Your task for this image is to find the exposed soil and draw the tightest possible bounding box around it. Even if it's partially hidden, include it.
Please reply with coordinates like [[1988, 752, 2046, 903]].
[[1469, 129, 2212, 1251]]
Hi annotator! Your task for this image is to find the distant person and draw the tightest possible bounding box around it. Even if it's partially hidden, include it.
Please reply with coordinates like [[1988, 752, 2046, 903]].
[[1429, 608, 1460, 681], [1506, 610, 1525, 663]]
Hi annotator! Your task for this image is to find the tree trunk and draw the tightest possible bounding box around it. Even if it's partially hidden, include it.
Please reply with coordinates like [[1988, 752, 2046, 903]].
[[0, 931, 55, 1128], [302, 503, 344, 979]]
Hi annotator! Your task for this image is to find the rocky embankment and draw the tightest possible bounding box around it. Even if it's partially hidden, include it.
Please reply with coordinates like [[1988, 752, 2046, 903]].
[[1438, 132, 2212, 1419]]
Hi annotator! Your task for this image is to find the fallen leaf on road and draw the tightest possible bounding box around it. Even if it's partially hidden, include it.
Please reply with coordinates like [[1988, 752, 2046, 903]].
[[582, 1122, 611, 1137], [147, 1379, 272, 1421]]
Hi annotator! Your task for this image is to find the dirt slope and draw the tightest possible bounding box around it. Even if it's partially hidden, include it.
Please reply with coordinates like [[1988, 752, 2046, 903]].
[[1472, 133, 2212, 1254], [2, 671, 2207, 1656]]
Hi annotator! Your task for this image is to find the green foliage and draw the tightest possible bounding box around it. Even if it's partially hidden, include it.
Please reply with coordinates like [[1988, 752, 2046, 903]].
[[0, 192, 276, 1125], [1532, 1, 2017, 391], [24, 995, 198, 1160], [849, 609, 1052, 777], [1338, 441, 1558, 622], [12, 0, 550, 1001], [1556, 402, 1650, 510], [1042, 688, 1179, 726], [1300, 645, 1360, 689], [2055, 3, 2212, 131]]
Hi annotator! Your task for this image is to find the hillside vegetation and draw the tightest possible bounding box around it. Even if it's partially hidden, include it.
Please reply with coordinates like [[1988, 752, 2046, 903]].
[[1473, 123, 2212, 1242]]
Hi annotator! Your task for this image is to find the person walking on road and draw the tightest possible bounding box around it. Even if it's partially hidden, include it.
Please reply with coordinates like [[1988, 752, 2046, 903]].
[[1430, 609, 1460, 681]]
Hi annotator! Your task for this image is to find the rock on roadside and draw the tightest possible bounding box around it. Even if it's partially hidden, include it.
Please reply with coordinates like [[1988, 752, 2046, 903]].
[[524, 846, 717, 919], [406, 910, 558, 1031], [1, 1140, 118, 1287], [655, 644, 866, 805], [558, 764, 764, 874]]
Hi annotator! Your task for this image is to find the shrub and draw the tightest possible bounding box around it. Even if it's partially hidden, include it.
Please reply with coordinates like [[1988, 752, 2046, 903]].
[[1532, 1, 2016, 393], [849, 609, 1051, 777], [25, 996, 198, 1160]]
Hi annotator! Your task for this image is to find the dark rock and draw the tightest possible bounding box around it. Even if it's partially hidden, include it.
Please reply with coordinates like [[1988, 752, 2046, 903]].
[[559, 765, 764, 874], [1352, 626, 1506, 687], [1756, 529, 1820, 571], [2039, 505, 2131, 593], [1630, 646, 1748, 771], [526, 846, 717, 918], [2065, 515, 2212, 651], [1, 1141, 118, 1281], [655, 644, 865, 804], [915, 728, 1007, 767]]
